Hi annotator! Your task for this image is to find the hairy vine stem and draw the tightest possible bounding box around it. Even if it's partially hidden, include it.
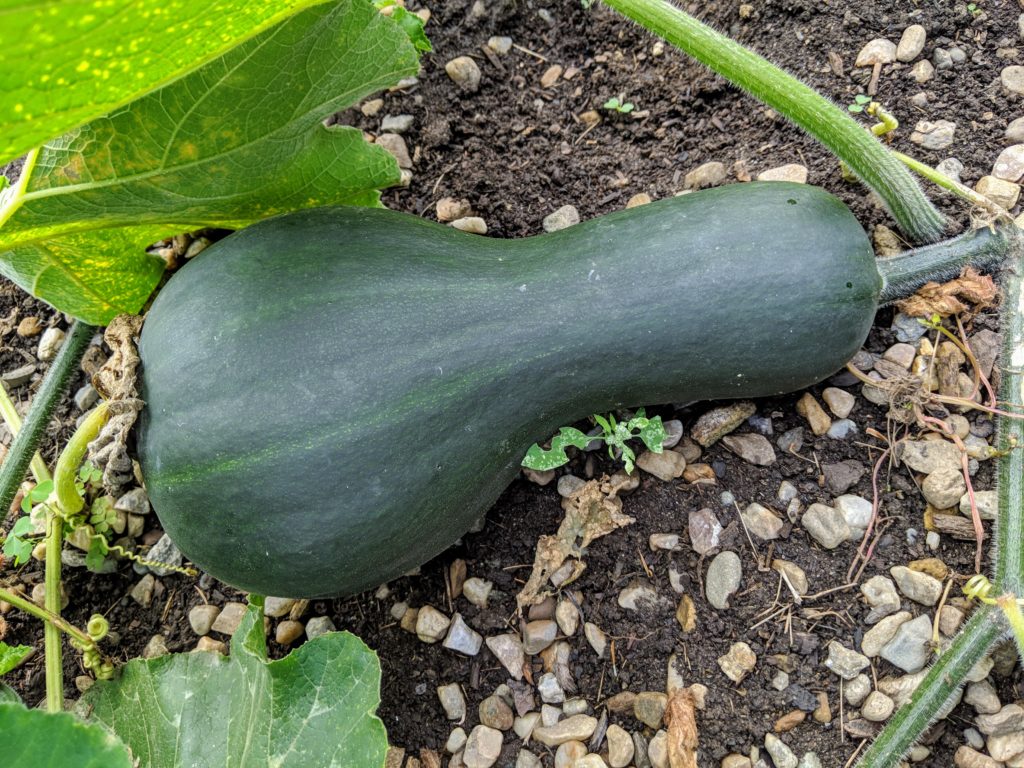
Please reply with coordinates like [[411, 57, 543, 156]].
[[601, 0, 946, 244]]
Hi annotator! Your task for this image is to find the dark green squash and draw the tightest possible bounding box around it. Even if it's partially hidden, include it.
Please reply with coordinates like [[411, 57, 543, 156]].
[[137, 182, 898, 597]]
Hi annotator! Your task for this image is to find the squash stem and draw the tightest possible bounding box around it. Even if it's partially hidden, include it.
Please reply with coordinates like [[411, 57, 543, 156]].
[[0, 322, 95, 516], [0, 384, 50, 485], [600, 0, 946, 244], [876, 224, 1021, 304]]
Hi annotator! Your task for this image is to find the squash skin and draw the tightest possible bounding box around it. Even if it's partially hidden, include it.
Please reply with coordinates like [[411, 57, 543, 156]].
[[137, 182, 878, 598]]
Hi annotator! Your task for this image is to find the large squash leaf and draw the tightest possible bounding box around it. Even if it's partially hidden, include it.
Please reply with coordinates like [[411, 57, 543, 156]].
[[0, 0, 420, 324], [0, 701, 133, 768], [79, 597, 387, 768], [0, 0, 330, 165]]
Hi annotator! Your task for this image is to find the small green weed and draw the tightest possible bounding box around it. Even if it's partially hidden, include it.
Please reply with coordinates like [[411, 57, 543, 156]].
[[523, 408, 666, 473], [603, 96, 635, 114], [846, 94, 871, 113]]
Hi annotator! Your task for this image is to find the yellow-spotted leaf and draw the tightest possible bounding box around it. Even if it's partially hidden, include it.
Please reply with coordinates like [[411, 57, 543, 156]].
[[0, 0, 331, 165], [0, 0, 420, 324]]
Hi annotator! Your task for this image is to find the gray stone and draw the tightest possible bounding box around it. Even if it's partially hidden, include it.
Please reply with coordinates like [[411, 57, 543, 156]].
[[375, 133, 411, 169], [960, 490, 998, 520], [188, 603, 221, 635], [555, 598, 579, 636], [537, 672, 564, 704], [684, 161, 727, 190], [1, 363, 35, 387], [936, 157, 964, 183], [893, 313, 928, 342], [463, 577, 493, 607], [648, 533, 680, 552], [910, 120, 956, 150], [143, 534, 183, 576], [516, 750, 542, 768], [897, 25, 927, 61], [634, 691, 668, 728], [443, 613, 483, 656], [305, 616, 336, 640], [618, 580, 662, 611], [862, 612, 912, 657], [880, 614, 933, 672], [822, 387, 855, 418], [844, 674, 872, 706], [463, 724, 503, 768], [479, 694, 514, 730], [823, 460, 865, 494], [1003, 66, 1024, 95], [764, 733, 798, 768], [964, 680, 1002, 715], [531, 715, 598, 746], [856, 38, 897, 66], [706, 551, 742, 610], [37, 327, 66, 361], [636, 449, 686, 481], [380, 114, 414, 134], [718, 641, 756, 683], [542, 205, 581, 233], [73, 383, 99, 411], [523, 619, 558, 655], [129, 574, 156, 608], [416, 606, 451, 643], [445, 56, 482, 92], [909, 59, 935, 83], [861, 691, 895, 722], [691, 401, 756, 446], [741, 502, 784, 540], [976, 176, 1020, 210], [438, 683, 466, 720], [757, 164, 808, 183], [584, 622, 607, 657], [1007, 117, 1024, 143], [606, 724, 634, 768], [143, 634, 169, 659], [803, 504, 850, 549], [486, 634, 524, 679], [899, 440, 961, 474], [447, 726, 468, 754], [114, 488, 150, 515], [776, 427, 803, 453], [835, 495, 873, 534], [722, 433, 776, 466], [891, 566, 943, 605], [994, 144, 1024, 183], [797, 754, 822, 768], [934, 47, 954, 70], [264, 597, 297, 618], [688, 507, 720, 557], [922, 468, 966, 509], [487, 36, 512, 55], [825, 640, 870, 680], [976, 703, 1024, 736]]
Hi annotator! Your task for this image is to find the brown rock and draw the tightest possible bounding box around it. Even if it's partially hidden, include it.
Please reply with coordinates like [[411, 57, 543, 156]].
[[774, 710, 806, 732]]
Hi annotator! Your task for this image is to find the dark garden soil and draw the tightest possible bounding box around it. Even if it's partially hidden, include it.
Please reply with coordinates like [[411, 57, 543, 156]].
[[2, 1, 1023, 767]]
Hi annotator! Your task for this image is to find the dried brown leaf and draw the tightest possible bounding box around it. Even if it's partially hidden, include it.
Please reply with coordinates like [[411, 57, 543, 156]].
[[896, 267, 999, 318], [516, 476, 634, 610], [665, 688, 699, 768]]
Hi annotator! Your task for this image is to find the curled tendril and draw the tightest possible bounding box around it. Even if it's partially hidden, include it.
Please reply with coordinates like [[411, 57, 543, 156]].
[[964, 574, 997, 603], [86, 614, 109, 642]]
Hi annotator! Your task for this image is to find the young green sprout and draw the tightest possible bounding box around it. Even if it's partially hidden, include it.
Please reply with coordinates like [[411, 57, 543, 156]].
[[603, 96, 635, 114], [522, 408, 666, 474]]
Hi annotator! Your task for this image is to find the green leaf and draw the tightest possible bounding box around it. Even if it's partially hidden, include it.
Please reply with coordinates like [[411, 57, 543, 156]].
[[80, 597, 387, 768], [637, 415, 667, 454], [522, 427, 593, 471], [0, 0, 332, 165], [0, 682, 21, 704], [85, 536, 108, 572], [0, 0, 421, 323], [0, 701, 132, 767], [2, 515, 35, 564], [0, 641, 32, 676]]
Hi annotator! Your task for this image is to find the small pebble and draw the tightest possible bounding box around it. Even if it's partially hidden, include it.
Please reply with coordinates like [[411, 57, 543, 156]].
[[143, 634, 169, 659], [37, 327, 66, 361], [451, 216, 488, 234], [543, 205, 580, 233], [706, 551, 742, 610], [896, 25, 927, 61], [305, 616, 336, 640], [444, 613, 483, 656], [417, 605, 451, 643], [188, 603, 221, 636], [438, 683, 467, 720], [463, 577, 493, 607], [890, 566, 942, 605], [445, 56, 482, 92], [487, 36, 512, 55], [824, 640, 870, 680], [718, 641, 757, 683], [756, 164, 808, 183], [463, 725, 503, 768]]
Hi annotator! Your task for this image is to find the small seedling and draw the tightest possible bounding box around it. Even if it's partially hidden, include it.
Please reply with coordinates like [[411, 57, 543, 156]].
[[846, 94, 871, 113], [581, 0, 596, 7], [603, 96, 635, 114], [522, 408, 666, 473], [967, 2, 981, 16]]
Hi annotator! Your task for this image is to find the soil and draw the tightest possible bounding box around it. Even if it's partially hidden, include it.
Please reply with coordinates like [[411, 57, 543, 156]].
[[2, 1, 1023, 767]]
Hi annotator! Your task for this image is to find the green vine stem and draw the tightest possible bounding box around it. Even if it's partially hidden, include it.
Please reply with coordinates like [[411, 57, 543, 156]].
[[0, 385, 49, 485], [0, 585, 93, 648], [0, 321, 96, 517], [43, 504, 63, 712], [854, 605, 1004, 767], [893, 151, 1010, 222], [858, 235, 1024, 765], [601, 0, 946, 244], [53, 401, 109, 515]]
